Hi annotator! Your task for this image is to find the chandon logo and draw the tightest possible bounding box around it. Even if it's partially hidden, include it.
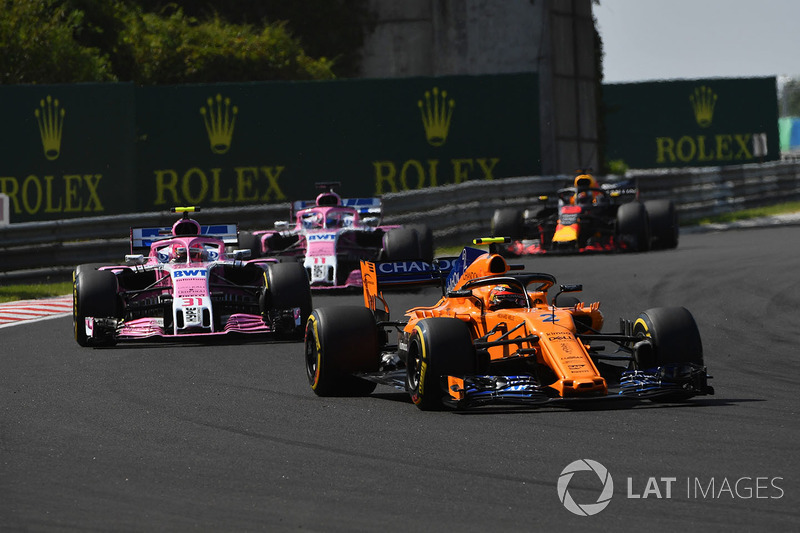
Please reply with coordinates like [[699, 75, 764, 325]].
[[557, 459, 614, 516]]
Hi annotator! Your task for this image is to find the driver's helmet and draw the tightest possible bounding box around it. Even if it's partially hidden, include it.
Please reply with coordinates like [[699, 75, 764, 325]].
[[574, 174, 597, 190], [325, 211, 343, 228], [575, 189, 595, 206], [488, 284, 527, 310], [188, 243, 207, 262], [573, 174, 599, 206], [170, 244, 188, 263], [302, 211, 323, 229]]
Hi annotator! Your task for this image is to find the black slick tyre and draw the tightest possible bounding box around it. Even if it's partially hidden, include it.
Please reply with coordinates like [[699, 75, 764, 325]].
[[238, 231, 262, 257], [632, 307, 703, 368], [383, 228, 420, 261], [305, 306, 380, 396], [616, 202, 651, 252], [73, 269, 119, 347], [407, 224, 434, 262], [644, 199, 679, 250], [406, 318, 475, 410], [264, 262, 312, 339], [491, 208, 524, 240]]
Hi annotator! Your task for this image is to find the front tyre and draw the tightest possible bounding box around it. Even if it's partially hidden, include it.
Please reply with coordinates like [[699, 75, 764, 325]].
[[632, 307, 703, 369], [305, 306, 380, 396], [73, 268, 120, 347], [264, 262, 312, 339], [406, 318, 476, 410]]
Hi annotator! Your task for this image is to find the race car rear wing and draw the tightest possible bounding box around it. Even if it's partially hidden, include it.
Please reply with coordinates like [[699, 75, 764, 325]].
[[600, 177, 638, 200], [130, 223, 239, 254], [292, 197, 383, 217]]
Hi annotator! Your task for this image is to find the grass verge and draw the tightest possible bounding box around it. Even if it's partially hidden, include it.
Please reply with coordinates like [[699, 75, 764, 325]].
[[0, 282, 73, 303]]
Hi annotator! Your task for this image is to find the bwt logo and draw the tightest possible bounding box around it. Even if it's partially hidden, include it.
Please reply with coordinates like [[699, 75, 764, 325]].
[[308, 234, 336, 241], [173, 269, 207, 278], [557, 459, 614, 516]]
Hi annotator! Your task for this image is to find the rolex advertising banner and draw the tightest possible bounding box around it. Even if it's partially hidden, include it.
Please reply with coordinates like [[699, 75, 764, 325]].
[[135, 73, 540, 211], [0, 74, 539, 221], [0, 83, 137, 223], [603, 77, 779, 169]]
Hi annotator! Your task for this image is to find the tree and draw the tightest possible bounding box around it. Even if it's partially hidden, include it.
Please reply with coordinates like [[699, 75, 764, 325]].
[[0, 0, 116, 83], [780, 78, 800, 117], [118, 6, 335, 84], [0, 0, 344, 84]]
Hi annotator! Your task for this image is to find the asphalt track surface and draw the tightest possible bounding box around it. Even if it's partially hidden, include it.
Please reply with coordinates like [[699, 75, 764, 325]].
[[2, 226, 798, 532]]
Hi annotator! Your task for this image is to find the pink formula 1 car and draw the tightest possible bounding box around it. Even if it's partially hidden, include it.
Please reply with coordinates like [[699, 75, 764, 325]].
[[239, 183, 433, 290], [72, 207, 312, 347]]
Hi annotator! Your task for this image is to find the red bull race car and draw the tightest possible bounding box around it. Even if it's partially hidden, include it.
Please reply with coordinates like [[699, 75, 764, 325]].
[[239, 183, 433, 290], [491, 173, 679, 255], [72, 207, 312, 347], [304, 238, 713, 410]]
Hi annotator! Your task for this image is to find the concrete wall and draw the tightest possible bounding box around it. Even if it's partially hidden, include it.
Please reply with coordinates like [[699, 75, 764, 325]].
[[357, 0, 599, 175]]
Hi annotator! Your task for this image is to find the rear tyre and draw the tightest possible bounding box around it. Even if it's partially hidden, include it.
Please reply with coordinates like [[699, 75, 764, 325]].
[[616, 202, 651, 252], [238, 231, 262, 257], [491, 208, 524, 240], [305, 306, 380, 396], [383, 228, 419, 261], [407, 224, 434, 262], [632, 307, 703, 369], [73, 269, 120, 347], [406, 318, 476, 410], [74, 263, 110, 276], [264, 262, 312, 339], [644, 200, 679, 250]]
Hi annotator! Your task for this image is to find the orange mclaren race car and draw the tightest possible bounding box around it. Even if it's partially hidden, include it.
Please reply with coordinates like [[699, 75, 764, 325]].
[[304, 238, 713, 410]]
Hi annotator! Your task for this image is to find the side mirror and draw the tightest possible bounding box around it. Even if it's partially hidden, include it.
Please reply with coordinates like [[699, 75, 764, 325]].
[[553, 284, 582, 310], [232, 249, 252, 260], [447, 289, 473, 298], [273, 221, 290, 231], [559, 284, 583, 293], [125, 254, 145, 265]]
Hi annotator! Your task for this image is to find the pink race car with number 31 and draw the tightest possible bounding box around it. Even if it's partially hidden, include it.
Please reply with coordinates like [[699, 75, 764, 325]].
[[72, 207, 312, 347]]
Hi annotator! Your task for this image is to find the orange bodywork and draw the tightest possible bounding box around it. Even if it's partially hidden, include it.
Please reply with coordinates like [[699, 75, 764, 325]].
[[361, 253, 608, 398]]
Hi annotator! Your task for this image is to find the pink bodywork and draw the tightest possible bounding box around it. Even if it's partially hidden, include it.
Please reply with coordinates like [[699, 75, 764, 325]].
[[91, 233, 289, 340]]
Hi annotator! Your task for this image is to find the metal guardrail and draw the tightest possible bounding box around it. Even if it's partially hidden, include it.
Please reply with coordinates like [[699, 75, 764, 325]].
[[1, 160, 799, 283]]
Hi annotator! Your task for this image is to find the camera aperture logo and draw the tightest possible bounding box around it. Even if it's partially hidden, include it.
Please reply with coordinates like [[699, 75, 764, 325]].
[[557, 459, 614, 516]]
